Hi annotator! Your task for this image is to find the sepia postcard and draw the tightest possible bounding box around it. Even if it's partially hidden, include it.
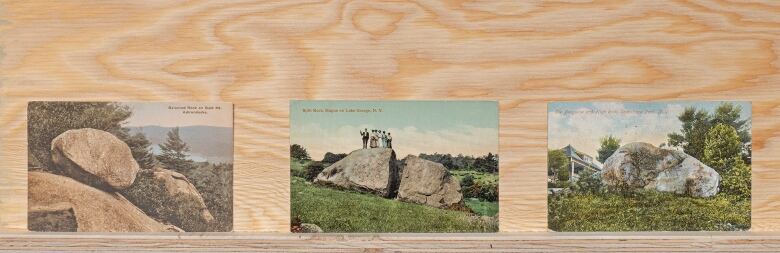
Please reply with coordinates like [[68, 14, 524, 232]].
[[27, 101, 233, 232], [547, 101, 751, 231], [289, 101, 499, 233]]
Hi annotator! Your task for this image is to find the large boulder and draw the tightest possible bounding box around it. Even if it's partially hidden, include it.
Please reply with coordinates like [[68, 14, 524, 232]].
[[397, 156, 463, 208], [601, 142, 720, 197], [149, 168, 214, 231], [28, 171, 178, 232], [50, 128, 140, 190], [314, 148, 400, 197]]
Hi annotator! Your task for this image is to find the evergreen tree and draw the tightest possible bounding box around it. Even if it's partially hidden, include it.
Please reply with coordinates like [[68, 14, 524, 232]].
[[596, 135, 621, 163], [668, 102, 750, 163], [157, 127, 195, 172], [703, 124, 743, 174], [124, 131, 157, 170]]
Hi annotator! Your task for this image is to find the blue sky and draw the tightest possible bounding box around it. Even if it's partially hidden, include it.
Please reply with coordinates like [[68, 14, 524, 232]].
[[548, 101, 751, 164], [291, 101, 499, 159]]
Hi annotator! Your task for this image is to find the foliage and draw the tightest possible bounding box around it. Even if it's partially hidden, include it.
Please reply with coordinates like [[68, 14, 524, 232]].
[[703, 124, 743, 175], [668, 102, 750, 163], [27, 101, 132, 169], [464, 198, 499, 217], [183, 162, 233, 232], [291, 177, 497, 232], [290, 144, 311, 161], [124, 131, 157, 170], [121, 169, 208, 231], [321, 152, 347, 164], [290, 159, 310, 178], [461, 175, 475, 189], [304, 161, 326, 182], [455, 172, 498, 202], [597, 135, 621, 163], [720, 160, 751, 200], [157, 127, 196, 173], [572, 170, 603, 194], [418, 153, 498, 173], [548, 191, 750, 231], [547, 149, 570, 183]]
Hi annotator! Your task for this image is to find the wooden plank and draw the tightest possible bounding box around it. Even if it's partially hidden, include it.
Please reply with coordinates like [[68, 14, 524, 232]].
[[1, 0, 780, 250]]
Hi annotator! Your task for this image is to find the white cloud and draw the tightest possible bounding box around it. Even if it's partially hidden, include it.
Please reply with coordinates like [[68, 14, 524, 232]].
[[292, 124, 498, 160]]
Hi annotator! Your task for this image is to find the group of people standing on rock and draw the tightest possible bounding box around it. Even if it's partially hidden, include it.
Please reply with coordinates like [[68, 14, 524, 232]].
[[361, 128, 392, 149]]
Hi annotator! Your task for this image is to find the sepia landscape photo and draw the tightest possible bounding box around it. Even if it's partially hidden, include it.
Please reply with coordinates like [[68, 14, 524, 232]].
[[547, 101, 751, 231], [290, 101, 499, 233], [28, 101, 233, 232]]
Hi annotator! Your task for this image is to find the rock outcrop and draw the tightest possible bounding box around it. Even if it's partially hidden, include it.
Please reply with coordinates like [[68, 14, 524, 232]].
[[315, 148, 400, 198], [397, 155, 463, 208], [150, 168, 214, 230], [50, 128, 140, 190], [315, 148, 465, 209], [28, 171, 177, 232], [601, 142, 720, 197]]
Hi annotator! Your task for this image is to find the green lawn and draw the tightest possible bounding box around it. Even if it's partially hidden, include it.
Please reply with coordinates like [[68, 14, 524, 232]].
[[548, 191, 751, 231], [464, 198, 498, 217], [291, 177, 497, 233], [450, 170, 498, 185]]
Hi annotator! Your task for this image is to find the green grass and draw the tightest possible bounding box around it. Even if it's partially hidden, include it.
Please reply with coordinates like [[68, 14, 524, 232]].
[[548, 191, 751, 231], [450, 170, 498, 185], [290, 159, 310, 178], [464, 198, 498, 217], [291, 177, 497, 233]]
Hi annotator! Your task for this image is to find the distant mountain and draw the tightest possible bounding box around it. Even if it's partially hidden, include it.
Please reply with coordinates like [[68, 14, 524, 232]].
[[128, 125, 233, 163]]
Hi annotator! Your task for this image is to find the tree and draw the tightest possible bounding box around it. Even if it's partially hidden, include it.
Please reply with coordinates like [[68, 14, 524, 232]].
[[124, 131, 157, 170], [597, 135, 621, 163], [290, 144, 310, 161], [573, 169, 603, 194], [668, 102, 751, 163], [548, 149, 570, 182], [157, 127, 195, 173], [703, 124, 743, 174], [27, 102, 131, 170], [668, 107, 712, 160]]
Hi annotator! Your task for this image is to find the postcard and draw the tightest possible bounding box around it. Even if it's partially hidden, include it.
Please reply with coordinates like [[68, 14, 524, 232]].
[[547, 101, 751, 231], [289, 101, 499, 233], [27, 101, 233, 232]]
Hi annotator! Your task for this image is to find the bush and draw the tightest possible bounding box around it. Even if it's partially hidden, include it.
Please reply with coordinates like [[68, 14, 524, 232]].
[[322, 152, 347, 164], [572, 170, 603, 194], [305, 161, 326, 182], [703, 123, 744, 174], [720, 160, 751, 200]]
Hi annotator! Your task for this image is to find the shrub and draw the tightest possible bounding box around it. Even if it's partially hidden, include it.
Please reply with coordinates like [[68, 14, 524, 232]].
[[322, 152, 347, 164], [720, 160, 751, 200], [572, 170, 603, 194], [305, 161, 326, 182]]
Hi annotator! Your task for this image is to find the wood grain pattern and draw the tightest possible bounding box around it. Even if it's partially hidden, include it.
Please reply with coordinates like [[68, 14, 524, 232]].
[[1, 0, 780, 250]]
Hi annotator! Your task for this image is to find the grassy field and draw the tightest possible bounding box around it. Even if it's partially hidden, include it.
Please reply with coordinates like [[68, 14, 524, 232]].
[[548, 191, 750, 231], [450, 170, 498, 185], [291, 177, 498, 232], [464, 198, 498, 217]]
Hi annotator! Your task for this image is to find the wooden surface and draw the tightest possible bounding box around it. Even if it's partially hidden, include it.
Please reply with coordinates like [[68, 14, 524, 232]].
[[1, 0, 780, 251]]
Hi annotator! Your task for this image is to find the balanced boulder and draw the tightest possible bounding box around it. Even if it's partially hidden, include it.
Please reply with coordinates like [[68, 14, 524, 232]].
[[601, 142, 720, 197], [149, 168, 214, 231], [28, 171, 176, 232], [397, 155, 463, 208], [315, 148, 400, 197], [50, 128, 140, 190]]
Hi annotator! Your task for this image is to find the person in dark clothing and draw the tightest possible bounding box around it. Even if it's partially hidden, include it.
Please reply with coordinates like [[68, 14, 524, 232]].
[[360, 128, 370, 149], [386, 132, 392, 149]]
